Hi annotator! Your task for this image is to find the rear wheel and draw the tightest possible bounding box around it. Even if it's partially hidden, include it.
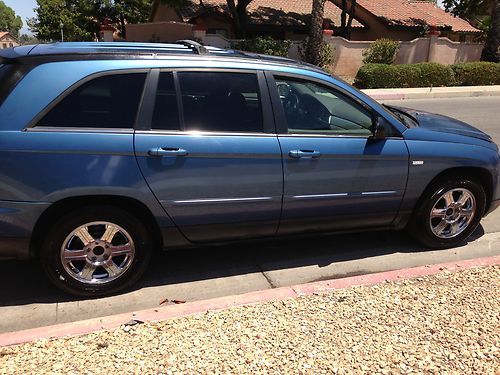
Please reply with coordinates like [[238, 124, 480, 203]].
[[409, 178, 485, 249], [40, 205, 152, 297]]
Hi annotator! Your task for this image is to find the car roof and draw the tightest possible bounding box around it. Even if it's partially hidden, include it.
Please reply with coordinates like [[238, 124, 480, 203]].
[[0, 41, 327, 76]]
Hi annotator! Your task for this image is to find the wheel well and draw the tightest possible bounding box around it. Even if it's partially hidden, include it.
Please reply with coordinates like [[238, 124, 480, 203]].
[[421, 167, 493, 213], [30, 196, 163, 257]]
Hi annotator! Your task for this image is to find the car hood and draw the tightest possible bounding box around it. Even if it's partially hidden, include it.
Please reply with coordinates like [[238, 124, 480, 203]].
[[391, 106, 493, 143]]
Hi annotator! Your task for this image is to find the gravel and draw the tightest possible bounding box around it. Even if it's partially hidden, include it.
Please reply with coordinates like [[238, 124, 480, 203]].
[[1, 266, 499, 374]]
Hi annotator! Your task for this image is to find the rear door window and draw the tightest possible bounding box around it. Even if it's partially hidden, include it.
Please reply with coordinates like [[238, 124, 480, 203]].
[[37, 73, 147, 129]]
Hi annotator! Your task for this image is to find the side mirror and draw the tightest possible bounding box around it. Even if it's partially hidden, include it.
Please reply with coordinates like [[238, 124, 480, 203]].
[[371, 115, 389, 140]]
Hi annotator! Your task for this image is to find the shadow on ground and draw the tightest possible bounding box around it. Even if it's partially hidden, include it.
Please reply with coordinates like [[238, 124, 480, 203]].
[[0, 226, 483, 307]]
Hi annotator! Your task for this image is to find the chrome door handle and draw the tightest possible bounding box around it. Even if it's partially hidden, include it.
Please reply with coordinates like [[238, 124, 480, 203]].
[[148, 147, 188, 157], [288, 150, 322, 159]]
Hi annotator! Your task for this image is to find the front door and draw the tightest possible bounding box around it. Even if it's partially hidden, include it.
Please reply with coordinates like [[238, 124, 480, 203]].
[[269, 75, 409, 235], [135, 70, 282, 242]]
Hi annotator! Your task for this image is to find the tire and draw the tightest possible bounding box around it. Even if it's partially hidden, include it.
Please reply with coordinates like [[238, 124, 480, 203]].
[[40, 205, 152, 297], [409, 177, 486, 249]]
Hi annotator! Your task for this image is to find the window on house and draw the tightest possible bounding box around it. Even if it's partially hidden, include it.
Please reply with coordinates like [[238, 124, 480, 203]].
[[177, 71, 264, 133], [152, 72, 180, 130], [37, 73, 146, 128], [275, 77, 373, 136], [2, 43, 6, 49]]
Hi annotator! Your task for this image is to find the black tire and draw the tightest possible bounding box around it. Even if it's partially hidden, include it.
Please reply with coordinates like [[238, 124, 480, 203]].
[[408, 177, 486, 249], [40, 205, 152, 297]]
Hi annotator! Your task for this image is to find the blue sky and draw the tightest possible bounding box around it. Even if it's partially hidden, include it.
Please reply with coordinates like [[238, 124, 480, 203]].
[[5, 0, 446, 36]]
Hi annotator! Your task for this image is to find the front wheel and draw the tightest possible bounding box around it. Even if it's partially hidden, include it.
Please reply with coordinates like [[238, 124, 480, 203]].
[[409, 178, 486, 249], [40, 205, 152, 297]]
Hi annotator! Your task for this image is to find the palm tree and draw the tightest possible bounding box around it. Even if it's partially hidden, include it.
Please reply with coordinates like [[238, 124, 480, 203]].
[[306, 0, 326, 65], [481, 0, 499, 62]]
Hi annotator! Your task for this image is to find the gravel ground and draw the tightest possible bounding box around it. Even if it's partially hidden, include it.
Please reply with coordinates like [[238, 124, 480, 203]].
[[1, 266, 499, 374]]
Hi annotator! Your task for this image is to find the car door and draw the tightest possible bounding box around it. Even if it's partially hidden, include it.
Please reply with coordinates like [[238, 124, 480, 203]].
[[134, 69, 283, 242], [267, 73, 409, 235]]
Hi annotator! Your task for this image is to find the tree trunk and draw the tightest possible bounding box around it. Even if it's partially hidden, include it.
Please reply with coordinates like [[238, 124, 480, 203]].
[[481, 0, 500, 62], [227, 0, 250, 38], [345, 0, 356, 40], [307, 0, 326, 65]]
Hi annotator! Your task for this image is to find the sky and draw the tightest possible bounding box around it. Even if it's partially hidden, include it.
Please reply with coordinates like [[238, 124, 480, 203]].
[[4, 0, 447, 37]]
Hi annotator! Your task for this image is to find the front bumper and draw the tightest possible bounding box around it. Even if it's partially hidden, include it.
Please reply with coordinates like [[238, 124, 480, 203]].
[[0, 200, 50, 259]]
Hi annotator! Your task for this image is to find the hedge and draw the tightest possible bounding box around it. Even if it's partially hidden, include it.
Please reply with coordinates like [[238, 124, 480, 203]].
[[355, 62, 500, 89]]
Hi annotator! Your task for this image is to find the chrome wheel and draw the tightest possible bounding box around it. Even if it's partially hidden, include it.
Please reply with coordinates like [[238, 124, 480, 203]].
[[60, 221, 135, 284], [429, 188, 476, 239]]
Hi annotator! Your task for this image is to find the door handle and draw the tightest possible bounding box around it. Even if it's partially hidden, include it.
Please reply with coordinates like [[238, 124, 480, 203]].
[[148, 147, 188, 157], [288, 150, 322, 159]]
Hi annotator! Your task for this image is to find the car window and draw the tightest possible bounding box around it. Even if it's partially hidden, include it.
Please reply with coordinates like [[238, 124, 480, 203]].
[[37, 73, 146, 129], [152, 72, 180, 130], [275, 77, 373, 136], [178, 71, 263, 133]]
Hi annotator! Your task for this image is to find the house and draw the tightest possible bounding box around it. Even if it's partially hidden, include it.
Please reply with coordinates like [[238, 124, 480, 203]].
[[0, 32, 19, 49], [148, 0, 480, 42]]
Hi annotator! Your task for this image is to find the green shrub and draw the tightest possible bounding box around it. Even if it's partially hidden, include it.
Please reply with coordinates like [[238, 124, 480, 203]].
[[416, 62, 456, 87], [232, 36, 292, 57], [298, 38, 335, 68], [451, 62, 500, 86], [355, 62, 456, 89], [362, 38, 400, 65]]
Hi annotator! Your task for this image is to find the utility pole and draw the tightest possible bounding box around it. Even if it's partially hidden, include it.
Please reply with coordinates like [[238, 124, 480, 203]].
[[59, 22, 64, 42]]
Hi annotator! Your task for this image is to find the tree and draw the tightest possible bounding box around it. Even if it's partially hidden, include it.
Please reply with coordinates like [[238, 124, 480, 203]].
[[28, 0, 154, 42], [481, 0, 499, 62], [19, 34, 40, 45], [160, 0, 253, 38], [0, 1, 23, 37], [336, 0, 357, 39], [305, 0, 326, 65]]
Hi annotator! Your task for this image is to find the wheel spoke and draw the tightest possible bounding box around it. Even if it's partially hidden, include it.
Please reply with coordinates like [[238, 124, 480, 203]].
[[457, 191, 472, 207], [75, 227, 94, 246], [103, 260, 121, 277], [431, 208, 447, 218], [450, 222, 460, 236], [443, 191, 455, 206], [79, 263, 96, 281], [101, 224, 119, 243], [63, 248, 87, 262], [433, 219, 448, 235], [461, 208, 474, 218], [109, 243, 133, 257]]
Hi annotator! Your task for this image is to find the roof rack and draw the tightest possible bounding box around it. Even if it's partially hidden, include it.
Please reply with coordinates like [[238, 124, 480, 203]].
[[175, 40, 208, 55]]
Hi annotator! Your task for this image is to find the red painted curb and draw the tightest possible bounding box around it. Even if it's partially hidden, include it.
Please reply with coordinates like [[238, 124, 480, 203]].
[[0, 255, 498, 347]]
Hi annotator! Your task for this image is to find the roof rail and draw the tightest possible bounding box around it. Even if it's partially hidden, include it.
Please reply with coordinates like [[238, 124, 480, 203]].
[[175, 40, 208, 55]]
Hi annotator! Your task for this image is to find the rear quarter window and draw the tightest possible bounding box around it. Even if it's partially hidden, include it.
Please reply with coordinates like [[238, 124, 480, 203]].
[[0, 63, 30, 108]]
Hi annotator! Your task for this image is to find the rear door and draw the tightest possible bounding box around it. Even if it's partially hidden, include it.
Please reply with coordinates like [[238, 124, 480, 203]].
[[134, 69, 283, 242]]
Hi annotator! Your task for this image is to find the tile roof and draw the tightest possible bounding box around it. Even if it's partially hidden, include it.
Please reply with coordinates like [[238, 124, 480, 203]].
[[0, 32, 9, 38], [179, 0, 363, 28], [355, 0, 480, 33]]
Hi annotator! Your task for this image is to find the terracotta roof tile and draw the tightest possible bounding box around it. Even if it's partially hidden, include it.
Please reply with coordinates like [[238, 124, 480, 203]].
[[355, 0, 479, 33]]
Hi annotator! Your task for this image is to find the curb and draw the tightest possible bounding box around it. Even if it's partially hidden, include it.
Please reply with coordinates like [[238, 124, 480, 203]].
[[1, 255, 498, 347], [363, 85, 500, 100]]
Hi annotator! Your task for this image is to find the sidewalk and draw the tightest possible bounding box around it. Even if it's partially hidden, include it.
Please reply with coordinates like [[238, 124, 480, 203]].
[[363, 85, 500, 101], [1, 257, 498, 374]]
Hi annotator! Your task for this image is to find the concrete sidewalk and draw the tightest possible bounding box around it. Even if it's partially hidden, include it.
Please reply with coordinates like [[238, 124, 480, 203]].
[[363, 85, 500, 101]]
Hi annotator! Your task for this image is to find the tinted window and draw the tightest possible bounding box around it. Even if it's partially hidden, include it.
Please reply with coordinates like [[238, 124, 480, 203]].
[[275, 77, 373, 136], [152, 72, 180, 130], [38, 73, 146, 128], [178, 72, 263, 133]]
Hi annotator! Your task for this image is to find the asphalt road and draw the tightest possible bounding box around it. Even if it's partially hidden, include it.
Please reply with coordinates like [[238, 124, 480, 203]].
[[1, 96, 499, 334]]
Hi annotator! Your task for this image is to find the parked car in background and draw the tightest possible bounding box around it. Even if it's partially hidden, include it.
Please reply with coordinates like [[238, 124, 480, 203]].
[[0, 42, 499, 296]]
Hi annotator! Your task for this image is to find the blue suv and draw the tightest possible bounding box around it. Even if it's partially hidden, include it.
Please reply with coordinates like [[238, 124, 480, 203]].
[[0, 41, 499, 296]]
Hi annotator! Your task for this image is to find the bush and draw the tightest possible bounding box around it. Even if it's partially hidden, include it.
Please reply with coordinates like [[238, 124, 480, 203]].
[[298, 38, 335, 68], [362, 38, 400, 65], [232, 36, 292, 57], [355, 62, 455, 89], [451, 62, 500, 86]]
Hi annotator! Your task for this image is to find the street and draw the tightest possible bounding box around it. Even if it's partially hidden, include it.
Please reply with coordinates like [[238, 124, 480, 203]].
[[1, 96, 499, 334]]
